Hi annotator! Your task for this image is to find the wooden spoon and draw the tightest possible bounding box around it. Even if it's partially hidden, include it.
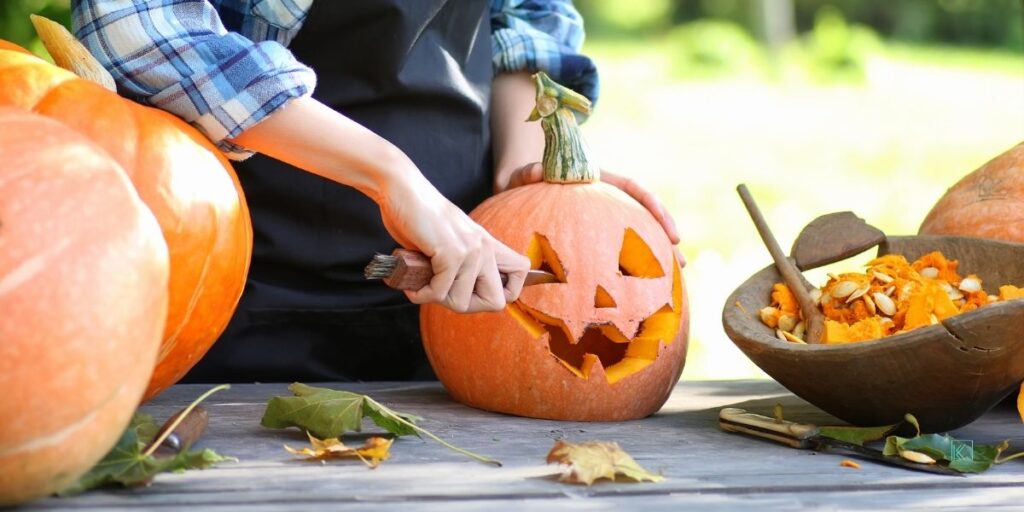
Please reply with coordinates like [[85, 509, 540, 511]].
[[737, 184, 825, 344]]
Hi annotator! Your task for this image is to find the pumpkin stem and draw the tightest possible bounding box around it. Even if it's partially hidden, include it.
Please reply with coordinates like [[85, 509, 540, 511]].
[[30, 15, 116, 92], [529, 72, 598, 183]]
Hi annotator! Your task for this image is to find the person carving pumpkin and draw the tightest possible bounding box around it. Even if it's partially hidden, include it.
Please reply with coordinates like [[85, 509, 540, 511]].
[[72, 0, 680, 381]]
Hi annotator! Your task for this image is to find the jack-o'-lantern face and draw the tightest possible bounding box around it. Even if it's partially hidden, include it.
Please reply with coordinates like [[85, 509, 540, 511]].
[[507, 224, 684, 384]]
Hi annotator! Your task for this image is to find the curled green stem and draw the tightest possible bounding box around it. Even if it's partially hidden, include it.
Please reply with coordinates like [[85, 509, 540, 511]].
[[528, 72, 598, 184]]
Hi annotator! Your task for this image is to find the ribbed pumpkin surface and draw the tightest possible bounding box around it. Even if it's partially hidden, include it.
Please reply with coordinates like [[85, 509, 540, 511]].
[[0, 42, 252, 400], [0, 109, 168, 504]]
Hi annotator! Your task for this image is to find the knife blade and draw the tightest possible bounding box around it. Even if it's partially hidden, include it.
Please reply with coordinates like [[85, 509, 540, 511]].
[[718, 407, 964, 477]]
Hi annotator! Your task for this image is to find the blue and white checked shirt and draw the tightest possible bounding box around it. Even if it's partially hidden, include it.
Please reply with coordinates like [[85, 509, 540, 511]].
[[72, 0, 598, 159]]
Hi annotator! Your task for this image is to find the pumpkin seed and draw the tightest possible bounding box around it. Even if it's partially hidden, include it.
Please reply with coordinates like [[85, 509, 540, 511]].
[[885, 285, 896, 297], [778, 314, 797, 333], [793, 321, 806, 340], [832, 281, 859, 298], [775, 329, 788, 342], [760, 306, 779, 325], [920, 266, 939, 279], [819, 291, 832, 307], [872, 292, 896, 316], [989, 294, 1000, 302], [929, 313, 940, 325], [959, 277, 982, 293], [899, 450, 937, 465], [845, 285, 870, 303], [872, 271, 894, 284], [809, 288, 822, 304], [782, 331, 805, 344], [862, 294, 876, 315]]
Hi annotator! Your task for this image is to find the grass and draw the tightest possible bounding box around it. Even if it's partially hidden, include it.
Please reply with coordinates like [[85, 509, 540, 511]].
[[580, 37, 1024, 380]]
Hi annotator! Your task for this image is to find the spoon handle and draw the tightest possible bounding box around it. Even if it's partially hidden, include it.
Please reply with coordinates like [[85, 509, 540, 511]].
[[737, 184, 825, 344]]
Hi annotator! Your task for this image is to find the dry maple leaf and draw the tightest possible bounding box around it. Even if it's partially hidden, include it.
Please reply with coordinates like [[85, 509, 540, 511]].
[[284, 432, 393, 468], [545, 440, 663, 486]]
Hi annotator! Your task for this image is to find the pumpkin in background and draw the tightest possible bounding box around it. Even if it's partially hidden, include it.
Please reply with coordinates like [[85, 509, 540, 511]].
[[421, 73, 689, 421], [920, 142, 1024, 241], [0, 109, 168, 505], [0, 18, 253, 400]]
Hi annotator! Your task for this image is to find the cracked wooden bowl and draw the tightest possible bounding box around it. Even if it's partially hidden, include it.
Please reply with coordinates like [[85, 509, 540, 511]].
[[723, 213, 1024, 432]]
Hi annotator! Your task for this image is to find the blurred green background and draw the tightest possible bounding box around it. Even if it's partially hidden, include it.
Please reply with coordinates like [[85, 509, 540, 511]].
[[4, 1, 1022, 380]]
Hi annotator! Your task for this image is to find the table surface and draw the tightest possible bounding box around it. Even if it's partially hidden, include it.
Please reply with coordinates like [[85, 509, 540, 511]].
[[22, 380, 1024, 511]]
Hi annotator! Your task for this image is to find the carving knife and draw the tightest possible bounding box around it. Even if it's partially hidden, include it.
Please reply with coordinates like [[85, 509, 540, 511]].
[[148, 406, 209, 457], [719, 408, 964, 477], [365, 248, 559, 290]]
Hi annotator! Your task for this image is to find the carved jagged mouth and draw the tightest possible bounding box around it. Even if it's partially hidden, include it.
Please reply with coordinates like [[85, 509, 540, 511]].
[[506, 258, 684, 384]]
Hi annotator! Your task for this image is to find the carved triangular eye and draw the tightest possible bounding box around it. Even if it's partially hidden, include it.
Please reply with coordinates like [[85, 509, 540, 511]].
[[594, 285, 616, 308], [618, 228, 665, 278], [526, 233, 567, 282]]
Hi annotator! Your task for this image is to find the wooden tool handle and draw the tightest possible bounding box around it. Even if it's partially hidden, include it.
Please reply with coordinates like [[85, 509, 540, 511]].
[[718, 408, 819, 449], [151, 406, 209, 456], [385, 249, 514, 290], [736, 184, 826, 344]]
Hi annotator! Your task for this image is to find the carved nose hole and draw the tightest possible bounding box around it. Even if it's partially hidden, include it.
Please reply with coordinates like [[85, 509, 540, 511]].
[[594, 285, 617, 308]]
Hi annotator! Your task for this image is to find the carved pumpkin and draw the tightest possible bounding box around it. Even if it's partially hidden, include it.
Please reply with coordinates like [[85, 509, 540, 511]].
[[421, 74, 689, 421], [920, 142, 1024, 242], [0, 109, 168, 504], [0, 20, 252, 400]]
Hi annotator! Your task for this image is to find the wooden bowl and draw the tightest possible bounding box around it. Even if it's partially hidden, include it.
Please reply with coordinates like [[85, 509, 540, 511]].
[[723, 234, 1024, 432]]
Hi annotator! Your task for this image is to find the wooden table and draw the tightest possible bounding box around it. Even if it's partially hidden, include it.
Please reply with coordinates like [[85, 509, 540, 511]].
[[23, 380, 1024, 511]]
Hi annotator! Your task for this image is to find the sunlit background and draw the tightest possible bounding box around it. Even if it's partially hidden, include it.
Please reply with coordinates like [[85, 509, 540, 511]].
[[4, 0, 1023, 380]]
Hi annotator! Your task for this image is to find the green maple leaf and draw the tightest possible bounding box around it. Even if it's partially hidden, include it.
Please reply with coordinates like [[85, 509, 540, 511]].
[[819, 424, 897, 446], [261, 383, 419, 438], [58, 413, 232, 495], [261, 383, 499, 466]]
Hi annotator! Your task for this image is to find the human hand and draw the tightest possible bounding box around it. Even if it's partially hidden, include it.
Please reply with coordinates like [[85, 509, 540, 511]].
[[378, 169, 531, 313], [501, 162, 683, 250]]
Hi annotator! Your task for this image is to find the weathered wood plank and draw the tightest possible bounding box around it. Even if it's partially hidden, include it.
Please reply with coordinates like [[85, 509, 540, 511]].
[[21, 380, 1024, 510]]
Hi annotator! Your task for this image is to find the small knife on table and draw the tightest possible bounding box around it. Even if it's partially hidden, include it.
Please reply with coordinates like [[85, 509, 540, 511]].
[[147, 406, 209, 457], [718, 407, 963, 477]]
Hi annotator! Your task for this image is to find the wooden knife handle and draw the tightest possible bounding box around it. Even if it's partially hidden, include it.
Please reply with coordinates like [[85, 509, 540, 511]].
[[152, 406, 209, 456], [385, 249, 513, 290], [718, 408, 819, 449]]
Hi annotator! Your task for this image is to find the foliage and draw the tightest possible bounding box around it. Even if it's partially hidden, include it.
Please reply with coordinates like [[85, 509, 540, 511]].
[[59, 413, 232, 495], [546, 440, 664, 485], [261, 383, 501, 465]]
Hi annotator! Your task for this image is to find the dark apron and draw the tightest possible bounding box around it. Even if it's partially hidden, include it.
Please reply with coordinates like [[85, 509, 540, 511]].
[[184, 0, 493, 383]]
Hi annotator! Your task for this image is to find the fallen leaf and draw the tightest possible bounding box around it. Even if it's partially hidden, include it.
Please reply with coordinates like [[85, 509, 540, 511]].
[[880, 414, 1011, 473], [285, 432, 392, 468], [59, 386, 234, 495], [262, 383, 420, 438], [839, 459, 861, 469], [546, 440, 663, 486], [262, 383, 500, 466], [819, 423, 897, 446]]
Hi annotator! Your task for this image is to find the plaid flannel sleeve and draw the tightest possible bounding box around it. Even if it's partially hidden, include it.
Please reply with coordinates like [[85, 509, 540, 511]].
[[490, 0, 599, 105], [72, 0, 317, 160]]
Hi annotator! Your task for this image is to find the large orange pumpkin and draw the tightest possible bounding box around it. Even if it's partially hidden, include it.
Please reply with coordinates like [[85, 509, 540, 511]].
[[421, 74, 689, 421], [0, 22, 252, 400], [0, 109, 168, 504], [920, 142, 1024, 241]]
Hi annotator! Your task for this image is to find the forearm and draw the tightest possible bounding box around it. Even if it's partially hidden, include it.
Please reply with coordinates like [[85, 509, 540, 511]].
[[490, 72, 545, 193], [231, 96, 420, 203]]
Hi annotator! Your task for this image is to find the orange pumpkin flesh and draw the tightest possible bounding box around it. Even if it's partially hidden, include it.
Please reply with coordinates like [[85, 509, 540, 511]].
[[921, 142, 1024, 242], [421, 74, 689, 421], [0, 109, 168, 504], [0, 40, 252, 400]]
